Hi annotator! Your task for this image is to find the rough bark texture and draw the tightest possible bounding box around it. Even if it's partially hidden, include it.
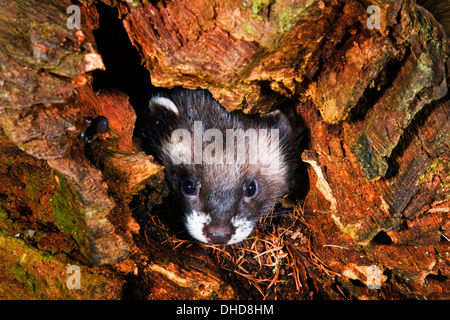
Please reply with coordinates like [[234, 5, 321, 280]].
[[0, 0, 448, 299]]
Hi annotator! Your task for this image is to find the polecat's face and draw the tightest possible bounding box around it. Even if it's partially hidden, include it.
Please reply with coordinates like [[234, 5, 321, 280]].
[[165, 163, 287, 244], [143, 89, 297, 245], [172, 170, 259, 244]]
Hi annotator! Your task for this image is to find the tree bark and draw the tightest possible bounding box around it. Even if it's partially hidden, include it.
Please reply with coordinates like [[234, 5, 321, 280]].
[[0, 0, 448, 299]]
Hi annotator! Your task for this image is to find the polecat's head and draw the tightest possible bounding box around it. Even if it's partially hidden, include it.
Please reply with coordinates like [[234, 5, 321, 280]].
[[144, 90, 299, 245]]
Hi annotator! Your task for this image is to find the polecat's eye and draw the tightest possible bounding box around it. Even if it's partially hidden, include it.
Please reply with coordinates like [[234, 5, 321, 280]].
[[244, 180, 258, 198], [181, 179, 197, 196]]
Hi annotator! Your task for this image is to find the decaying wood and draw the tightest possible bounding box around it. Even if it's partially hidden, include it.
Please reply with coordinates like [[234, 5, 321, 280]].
[[343, 5, 448, 180], [0, 0, 449, 299], [0, 0, 132, 265], [301, 97, 449, 297], [0, 132, 122, 299], [117, 0, 345, 112], [0, 234, 124, 299]]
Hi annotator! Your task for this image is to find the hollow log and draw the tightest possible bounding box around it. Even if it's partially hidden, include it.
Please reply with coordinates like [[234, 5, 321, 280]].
[[0, 0, 448, 299]]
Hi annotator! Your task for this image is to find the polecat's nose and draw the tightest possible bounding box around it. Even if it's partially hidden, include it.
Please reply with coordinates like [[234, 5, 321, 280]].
[[205, 225, 232, 244]]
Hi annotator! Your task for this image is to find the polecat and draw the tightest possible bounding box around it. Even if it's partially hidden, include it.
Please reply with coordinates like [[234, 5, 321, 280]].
[[140, 88, 302, 245]]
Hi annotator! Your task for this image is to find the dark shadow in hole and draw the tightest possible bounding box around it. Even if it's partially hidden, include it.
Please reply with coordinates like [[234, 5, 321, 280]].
[[371, 230, 393, 245]]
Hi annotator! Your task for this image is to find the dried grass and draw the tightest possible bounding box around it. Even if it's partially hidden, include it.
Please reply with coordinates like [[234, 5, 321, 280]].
[[147, 199, 336, 299]]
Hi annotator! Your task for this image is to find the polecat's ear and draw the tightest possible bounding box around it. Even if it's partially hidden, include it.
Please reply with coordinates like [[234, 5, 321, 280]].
[[141, 96, 180, 148], [260, 109, 291, 129], [149, 96, 180, 116], [260, 109, 281, 118]]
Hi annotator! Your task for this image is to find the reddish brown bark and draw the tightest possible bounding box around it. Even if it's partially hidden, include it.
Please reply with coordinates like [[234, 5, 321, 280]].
[[0, 0, 448, 299]]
